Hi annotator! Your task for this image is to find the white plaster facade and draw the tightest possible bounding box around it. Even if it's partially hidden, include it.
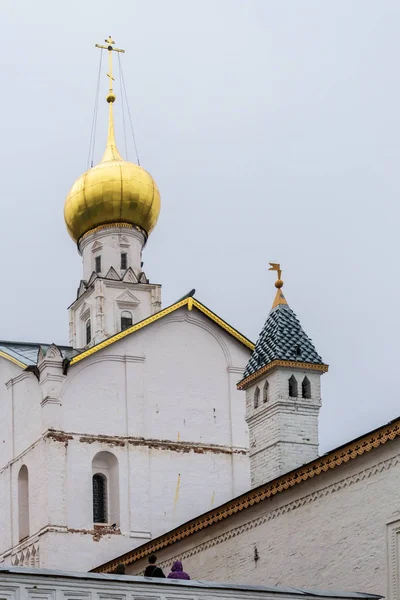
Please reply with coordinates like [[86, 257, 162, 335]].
[[123, 433, 400, 599], [0, 307, 251, 571]]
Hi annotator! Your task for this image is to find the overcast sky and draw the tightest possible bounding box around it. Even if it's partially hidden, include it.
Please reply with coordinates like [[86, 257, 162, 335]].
[[1, 0, 399, 451]]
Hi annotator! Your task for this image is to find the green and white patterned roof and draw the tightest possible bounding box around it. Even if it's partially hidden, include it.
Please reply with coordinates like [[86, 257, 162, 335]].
[[243, 298, 323, 379]]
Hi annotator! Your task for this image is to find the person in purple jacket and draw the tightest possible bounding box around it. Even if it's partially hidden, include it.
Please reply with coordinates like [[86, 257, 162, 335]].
[[167, 560, 190, 580]]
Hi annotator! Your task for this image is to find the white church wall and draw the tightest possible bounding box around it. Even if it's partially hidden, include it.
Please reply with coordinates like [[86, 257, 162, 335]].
[[12, 373, 42, 458], [62, 307, 250, 451], [61, 358, 127, 436], [0, 358, 21, 466], [5, 442, 48, 557], [145, 447, 247, 538], [32, 437, 248, 570], [141, 314, 235, 445], [0, 306, 251, 571], [125, 439, 400, 597], [0, 469, 12, 553]]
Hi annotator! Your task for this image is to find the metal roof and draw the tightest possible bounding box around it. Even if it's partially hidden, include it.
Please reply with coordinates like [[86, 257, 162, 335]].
[[0, 567, 382, 598], [0, 341, 78, 367], [243, 302, 324, 379]]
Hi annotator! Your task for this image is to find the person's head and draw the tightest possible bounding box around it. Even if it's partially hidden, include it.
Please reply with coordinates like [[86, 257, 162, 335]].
[[148, 554, 157, 565], [171, 560, 183, 572], [115, 564, 125, 574]]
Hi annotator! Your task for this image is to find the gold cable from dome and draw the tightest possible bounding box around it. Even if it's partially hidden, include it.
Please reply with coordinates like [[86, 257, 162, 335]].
[[64, 37, 161, 243], [95, 36, 125, 162]]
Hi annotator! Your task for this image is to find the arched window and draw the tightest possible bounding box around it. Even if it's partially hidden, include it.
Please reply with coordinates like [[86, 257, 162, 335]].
[[18, 465, 30, 541], [302, 376, 311, 399], [263, 380, 269, 403], [92, 452, 119, 525], [86, 319, 91, 345], [288, 375, 298, 398], [254, 386, 260, 409], [121, 311, 133, 331], [92, 473, 107, 523], [95, 255, 101, 273]]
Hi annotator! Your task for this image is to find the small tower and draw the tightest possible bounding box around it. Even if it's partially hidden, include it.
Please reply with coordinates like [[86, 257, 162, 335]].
[[238, 264, 328, 487], [64, 38, 161, 348]]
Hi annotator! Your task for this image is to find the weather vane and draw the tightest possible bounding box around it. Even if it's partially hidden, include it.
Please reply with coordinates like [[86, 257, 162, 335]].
[[269, 262, 284, 289], [95, 36, 125, 102]]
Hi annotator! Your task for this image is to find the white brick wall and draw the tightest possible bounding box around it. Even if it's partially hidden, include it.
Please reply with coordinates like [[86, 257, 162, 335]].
[[126, 439, 400, 597], [245, 369, 322, 486]]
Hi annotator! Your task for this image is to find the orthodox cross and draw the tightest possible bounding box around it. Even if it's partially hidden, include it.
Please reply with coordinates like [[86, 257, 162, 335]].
[[95, 36, 125, 98]]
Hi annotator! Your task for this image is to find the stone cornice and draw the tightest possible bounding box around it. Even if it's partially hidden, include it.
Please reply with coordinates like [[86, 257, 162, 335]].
[[6, 370, 34, 388], [238, 360, 329, 390], [78, 223, 146, 253], [44, 430, 248, 456], [93, 416, 400, 573], [104, 280, 160, 291]]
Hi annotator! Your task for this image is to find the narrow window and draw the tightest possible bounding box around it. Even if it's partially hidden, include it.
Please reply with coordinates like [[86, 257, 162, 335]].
[[121, 311, 133, 331], [254, 386, 260, 409], [289, 375, 298, 397], [263, 380, 269, 403], [120, 253, 127, 270], [92, 473, 107, 523], [18, 465, 30, 541], [296, 345, 302, 358], [86, 319, 91, 345], [92, 452, 119, 526], [302, 376, 311, 399], [95, 255, 101, 273]]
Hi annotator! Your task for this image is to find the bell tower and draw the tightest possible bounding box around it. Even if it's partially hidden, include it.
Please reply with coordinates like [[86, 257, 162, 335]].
[[238, 264, 328, 487], [64, 37, 161, 348]]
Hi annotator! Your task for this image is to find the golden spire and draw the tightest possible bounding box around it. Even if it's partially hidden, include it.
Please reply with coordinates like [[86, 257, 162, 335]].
[[95, 36, 125, 162], [269, 262, 288, 308]]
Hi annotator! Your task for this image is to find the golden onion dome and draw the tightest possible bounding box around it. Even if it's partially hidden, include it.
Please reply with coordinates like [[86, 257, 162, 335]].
[[64, 98, 160, 244]]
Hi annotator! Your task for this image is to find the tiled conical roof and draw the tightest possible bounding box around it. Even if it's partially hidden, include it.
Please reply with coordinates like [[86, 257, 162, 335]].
[[243, 298, 323, 379]]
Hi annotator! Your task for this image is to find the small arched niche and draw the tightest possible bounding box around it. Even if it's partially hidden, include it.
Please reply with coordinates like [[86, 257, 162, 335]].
[[18, 465, 30, 541], [302, 376, 311, 399], [92, 452, 119, 526], [288, 375, 298, 398], [263, 380, 269, 403], [254, 386, 260, 409]]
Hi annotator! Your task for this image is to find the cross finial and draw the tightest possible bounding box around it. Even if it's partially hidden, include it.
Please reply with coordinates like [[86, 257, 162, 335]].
[[94, 37, 125, 163], [95, 36, 125, 103]]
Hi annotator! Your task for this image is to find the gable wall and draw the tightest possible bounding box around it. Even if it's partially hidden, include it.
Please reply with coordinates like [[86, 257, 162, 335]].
[[62, 307, 250, 449]]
